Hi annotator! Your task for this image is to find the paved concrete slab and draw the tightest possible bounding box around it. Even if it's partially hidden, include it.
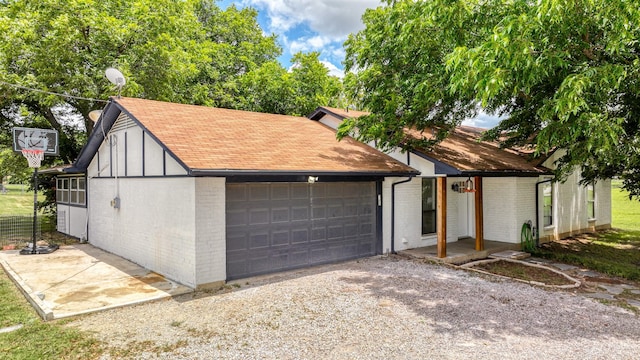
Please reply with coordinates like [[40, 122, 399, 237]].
[[627, 299, 640, 309], [489, 250, 531, 260], [598, 284, 626, 295], [582, 293, 616, 300], [0, 244, 191, 320], [550, 263, 579, 271]]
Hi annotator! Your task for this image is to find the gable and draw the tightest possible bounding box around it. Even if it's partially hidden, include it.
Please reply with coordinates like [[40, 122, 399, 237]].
[[87, 113, 188, 178]]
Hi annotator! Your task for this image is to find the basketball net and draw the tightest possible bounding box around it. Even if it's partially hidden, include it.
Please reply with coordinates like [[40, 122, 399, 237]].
[[21, 149, 44, 168]]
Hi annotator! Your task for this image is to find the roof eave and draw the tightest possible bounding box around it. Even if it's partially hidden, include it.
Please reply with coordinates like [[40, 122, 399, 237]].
[[188, 169, 419, 177]]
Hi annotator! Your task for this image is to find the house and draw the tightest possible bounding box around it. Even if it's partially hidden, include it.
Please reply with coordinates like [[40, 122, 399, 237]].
[[41, 165, 88, 241], [61, 97, 417, 288], [308, 107, 612, 257]]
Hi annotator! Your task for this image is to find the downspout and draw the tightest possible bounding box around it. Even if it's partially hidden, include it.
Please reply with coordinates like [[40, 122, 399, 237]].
[[535, 178, 553, 247], [391, 177, 413, 253]]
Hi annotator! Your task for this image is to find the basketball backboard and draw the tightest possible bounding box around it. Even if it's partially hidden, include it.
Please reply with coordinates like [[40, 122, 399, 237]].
[[12, 127, 59, 155]]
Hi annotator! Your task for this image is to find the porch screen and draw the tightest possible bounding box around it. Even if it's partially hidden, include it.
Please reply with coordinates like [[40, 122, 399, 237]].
[[422, 178, 437, 235]]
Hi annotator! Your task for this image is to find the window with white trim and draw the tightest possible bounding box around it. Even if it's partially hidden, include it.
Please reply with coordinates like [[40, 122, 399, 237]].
[[587, 183, 595, 219], [57, 176, 86, 206], [422, 178, 437, 235], [543, 182, 553, 226]]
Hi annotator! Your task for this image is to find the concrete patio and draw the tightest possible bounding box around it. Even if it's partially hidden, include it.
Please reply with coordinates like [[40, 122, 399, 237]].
[[397, 237, 522, 264], [0, 243, 191, 320]]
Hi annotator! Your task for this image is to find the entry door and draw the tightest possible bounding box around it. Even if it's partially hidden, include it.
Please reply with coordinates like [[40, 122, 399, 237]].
[[225, 182, 379, 280]]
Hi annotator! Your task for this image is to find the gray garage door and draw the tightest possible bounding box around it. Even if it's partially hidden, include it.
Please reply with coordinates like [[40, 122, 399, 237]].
[[226, 182, 379, 280]]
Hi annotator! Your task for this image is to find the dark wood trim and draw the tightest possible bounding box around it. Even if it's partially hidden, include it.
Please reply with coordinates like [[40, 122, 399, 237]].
[[474, 176, 484, 251], [437, 177, 447, 258]]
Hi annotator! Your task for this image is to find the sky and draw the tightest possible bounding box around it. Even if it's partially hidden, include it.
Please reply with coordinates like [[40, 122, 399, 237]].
[[217, 0, 379, 77], [217, 0, 501, 128]]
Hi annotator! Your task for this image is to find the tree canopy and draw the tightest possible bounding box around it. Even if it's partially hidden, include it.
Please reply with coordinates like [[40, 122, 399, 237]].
[[0, 0, 343, 174], [342, 0, 640, 197]]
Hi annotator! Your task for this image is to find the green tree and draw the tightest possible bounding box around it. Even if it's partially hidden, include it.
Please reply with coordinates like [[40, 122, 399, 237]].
[[0, 0, 280, 164], [342, 0, 640, 197], [290, 52, 344, 116], [239, 60, 295, 115], [239, 52, 345, 116]]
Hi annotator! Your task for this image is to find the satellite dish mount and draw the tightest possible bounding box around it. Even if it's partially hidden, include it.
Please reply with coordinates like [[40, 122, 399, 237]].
[[105, 68, 126, 98]]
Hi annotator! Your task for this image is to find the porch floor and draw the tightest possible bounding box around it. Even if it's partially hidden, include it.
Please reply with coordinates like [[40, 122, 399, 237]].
[[397, 237, 522, 265]]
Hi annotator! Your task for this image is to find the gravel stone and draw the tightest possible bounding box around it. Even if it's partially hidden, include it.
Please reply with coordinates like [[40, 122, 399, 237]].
[[68, 257, 640, 359]]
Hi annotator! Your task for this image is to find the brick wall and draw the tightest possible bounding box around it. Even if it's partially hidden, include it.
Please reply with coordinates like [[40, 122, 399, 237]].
[[194, 177, 226, 287]]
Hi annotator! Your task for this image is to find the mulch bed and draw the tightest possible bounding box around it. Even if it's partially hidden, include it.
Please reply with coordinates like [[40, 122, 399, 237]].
[[474, 260, 576, 286]]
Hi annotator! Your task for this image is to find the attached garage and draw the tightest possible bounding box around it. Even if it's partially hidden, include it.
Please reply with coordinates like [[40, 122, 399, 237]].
[[226, 181, 380, 280], [70, 97, 417, 288]]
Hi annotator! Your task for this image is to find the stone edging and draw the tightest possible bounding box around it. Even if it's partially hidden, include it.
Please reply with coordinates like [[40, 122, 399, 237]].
[[458, 258, 581, 289]]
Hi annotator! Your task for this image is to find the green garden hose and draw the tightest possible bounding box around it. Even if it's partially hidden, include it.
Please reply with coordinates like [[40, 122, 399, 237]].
[[521, 220, 535, 252]]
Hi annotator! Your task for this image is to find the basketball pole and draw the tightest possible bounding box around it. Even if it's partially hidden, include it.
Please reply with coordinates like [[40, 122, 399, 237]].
[[31, 166, 38, 254]]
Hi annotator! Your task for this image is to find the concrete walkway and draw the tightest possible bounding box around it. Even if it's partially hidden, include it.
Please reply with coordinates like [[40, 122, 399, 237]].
[[523, 256, 640, 311], [0, 244, 191, 320]]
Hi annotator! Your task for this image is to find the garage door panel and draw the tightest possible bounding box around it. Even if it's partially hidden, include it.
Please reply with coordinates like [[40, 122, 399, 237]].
[[250, 208, 269, 225], [226, 182, 379, 280], [288, 249, 309, 266], [291, 228, 309, 244], [291, 206, 309, 221], [250, 232, 269, 249], [272, 230, 290, 246]]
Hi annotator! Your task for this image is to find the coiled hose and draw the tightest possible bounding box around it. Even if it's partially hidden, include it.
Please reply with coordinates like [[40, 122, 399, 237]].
[[521, 220, 535, 252]]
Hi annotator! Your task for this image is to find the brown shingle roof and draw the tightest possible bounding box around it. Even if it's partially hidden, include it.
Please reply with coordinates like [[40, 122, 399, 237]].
[[312, 106, 547, 174], [408, 126, 546, 174], [114, 98, 416, 175]]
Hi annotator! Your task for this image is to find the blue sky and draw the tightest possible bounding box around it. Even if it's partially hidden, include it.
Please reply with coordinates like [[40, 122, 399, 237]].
[[217, 0, 501, 128], [217, 0, 380, 77]]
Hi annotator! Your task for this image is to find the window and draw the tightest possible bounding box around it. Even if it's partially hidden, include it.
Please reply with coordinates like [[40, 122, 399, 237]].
[[56, 178, 69, 203], [422, 178, 437, 235], [587, 183, 595, 219], [543, 182, 553, 227], [56, 176, 85, 206]]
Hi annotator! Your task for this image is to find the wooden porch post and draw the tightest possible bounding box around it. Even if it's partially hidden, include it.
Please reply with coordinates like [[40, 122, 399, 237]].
[[474, 176, 484, 251], [437, 177, 447, 258]]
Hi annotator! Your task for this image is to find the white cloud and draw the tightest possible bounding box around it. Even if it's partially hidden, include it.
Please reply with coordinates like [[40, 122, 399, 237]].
[[244, 0, 381, 40], [289, 35, 333, 53], [462, 110, 503, 129], [321, 60, 344, 78]]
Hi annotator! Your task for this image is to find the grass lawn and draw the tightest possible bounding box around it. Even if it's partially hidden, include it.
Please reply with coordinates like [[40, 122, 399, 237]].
[[0, 269, 102, 359], [0, 184, 42, 216], [533, 180, 640, 281], [611, 180, 640, 231]]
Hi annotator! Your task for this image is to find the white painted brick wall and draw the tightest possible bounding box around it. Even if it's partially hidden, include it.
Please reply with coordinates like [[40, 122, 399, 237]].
[[88, 177, 198, 287], [484, 177, 538, 244], [596, 179, 612, 226], [194, 177, 226, 286], [391, 178, 422, 251], [540, 151, 612, 240]]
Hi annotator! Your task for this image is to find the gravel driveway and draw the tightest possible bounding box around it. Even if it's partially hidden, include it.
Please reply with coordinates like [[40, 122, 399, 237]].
[[69, 256, 640, 359]]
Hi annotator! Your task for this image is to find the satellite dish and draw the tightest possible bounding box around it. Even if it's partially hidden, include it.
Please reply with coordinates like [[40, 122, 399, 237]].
[[105, 68, 126, 98], [88, 110, 102, 123]]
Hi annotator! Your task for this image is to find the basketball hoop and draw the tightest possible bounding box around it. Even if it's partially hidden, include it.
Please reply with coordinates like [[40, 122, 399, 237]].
[[21, 149, 44, 168]]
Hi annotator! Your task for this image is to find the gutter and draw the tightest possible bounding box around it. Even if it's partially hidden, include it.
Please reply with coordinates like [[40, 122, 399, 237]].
[[391, 176, 414, 253], [189, 169, 419, 177], [535, 178, 553, 247]]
